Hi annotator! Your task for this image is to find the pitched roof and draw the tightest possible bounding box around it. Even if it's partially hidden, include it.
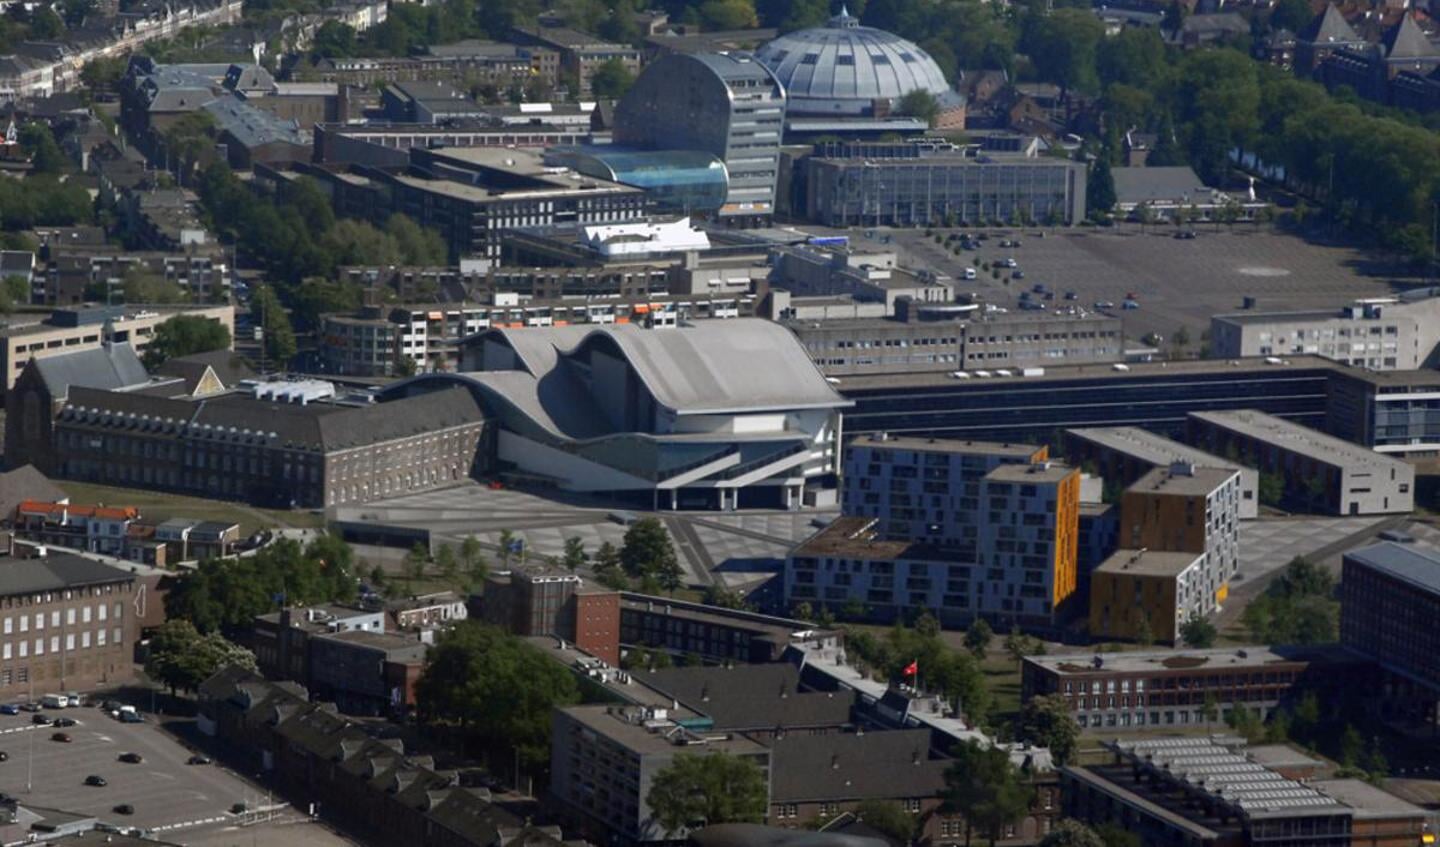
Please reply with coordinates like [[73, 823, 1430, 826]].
[[768, 729, 949, 803], [160, 349, 256, 387], [32, 342, 150, 400], [1301, 4, 1362, 45], [641, 664, 855, 731], [1383, 13, 1438, 60], [0, 465, 66, 519], [0, 551, 135, 597], [1111, 166, 1211, 206]]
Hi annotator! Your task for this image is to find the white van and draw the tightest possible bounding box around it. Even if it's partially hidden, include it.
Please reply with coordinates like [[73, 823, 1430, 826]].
[[963, 267, 977, 280], [41, 694, 66, 709]]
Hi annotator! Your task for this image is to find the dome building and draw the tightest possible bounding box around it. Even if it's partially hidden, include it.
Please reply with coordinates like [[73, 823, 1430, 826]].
[[754, 7, 965, 136]]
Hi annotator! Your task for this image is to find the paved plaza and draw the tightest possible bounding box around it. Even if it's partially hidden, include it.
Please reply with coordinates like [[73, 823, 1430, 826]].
[[336, 483, 836, 591]]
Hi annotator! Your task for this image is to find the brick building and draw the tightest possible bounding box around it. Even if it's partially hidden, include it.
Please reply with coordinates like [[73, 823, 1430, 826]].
[[0, 546, 139, 699], [1021, 645, 1367, 732], [479, 566, 620, 666]]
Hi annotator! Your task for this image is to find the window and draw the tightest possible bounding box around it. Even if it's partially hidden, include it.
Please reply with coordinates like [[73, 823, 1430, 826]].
[[112, 628, 121, 645], [904, 798, 922, 813], [2, 643, 9, 660], [18, 616, 26, 633], [3, 618, 10, 635], [32, 639, 41, 656], [65, 634, 74, 651], [33, 614, 42, 630], [81, 631, 90, 649], [98, 605, 106, 622], [82, 606, 91, 624], [49, 636, 58, 654], [66, 609, 75, 626], [97, 629, 106, 647]]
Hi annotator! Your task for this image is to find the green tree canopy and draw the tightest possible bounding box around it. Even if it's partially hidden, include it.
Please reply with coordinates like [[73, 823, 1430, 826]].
[[145, 619, 258, 695], [897, 88, 941, 127], [620, 518, 682, 590], [590, 57, 635, 98], [1180, 614, 1218, 648], [1018, 693, 1080, 765], [142, 314, 232, 367], [944, 740, 1034, 846], [1040, 820, 1105, 847], [852, 799, 917, 843], [964, 618, 993, 660], [645, 751, 768, 835], [415, 622, 580, 767]]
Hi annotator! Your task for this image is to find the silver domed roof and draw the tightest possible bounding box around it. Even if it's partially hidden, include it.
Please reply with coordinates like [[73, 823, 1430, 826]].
[[754, 8, 951, 116]]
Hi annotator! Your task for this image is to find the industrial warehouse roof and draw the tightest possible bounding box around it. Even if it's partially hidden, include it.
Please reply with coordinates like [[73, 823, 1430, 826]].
[[1189, 409, 1409, 469]]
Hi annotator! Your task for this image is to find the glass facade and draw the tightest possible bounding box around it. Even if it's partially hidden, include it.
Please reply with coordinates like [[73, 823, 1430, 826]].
[[551, 147, 730, 214]]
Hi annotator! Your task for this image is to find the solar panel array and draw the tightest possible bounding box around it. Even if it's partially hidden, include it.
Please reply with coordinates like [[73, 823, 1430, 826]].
[[1111, 737, 1349, 817]]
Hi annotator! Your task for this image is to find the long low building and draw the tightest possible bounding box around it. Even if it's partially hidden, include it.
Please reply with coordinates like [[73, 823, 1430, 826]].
[[380, 319, 850, 511], [1188, 409, 1414, 515]]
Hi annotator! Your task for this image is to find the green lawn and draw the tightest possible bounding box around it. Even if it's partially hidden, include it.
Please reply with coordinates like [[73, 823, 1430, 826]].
[[57, 481, 324, 537]]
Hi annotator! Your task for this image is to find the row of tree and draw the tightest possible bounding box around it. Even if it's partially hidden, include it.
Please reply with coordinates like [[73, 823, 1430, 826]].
[[164, 534, 359, 635]]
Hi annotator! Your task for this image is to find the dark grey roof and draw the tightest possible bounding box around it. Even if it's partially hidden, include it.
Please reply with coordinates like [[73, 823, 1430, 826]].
[[768, 728, 948, 803], [32, 342, 150, 400], [0, 465, 66, 519], [692, 824, 888, 847], [0, 552, 135, 597], [156, 350, 256, 390], [642, 664, 855, 730], [202, 96, 305, 149], [1111, 166, 1211, 206], [1346, 541, 1440, 595], [62, 384, 483, 453]]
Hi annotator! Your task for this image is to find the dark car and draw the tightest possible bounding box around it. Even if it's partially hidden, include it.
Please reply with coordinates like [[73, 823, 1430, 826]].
[[187, 755, 212, 765], [1175, 230, 1197, 239], [100, 700, 122, 713], [118, 752, 143, 764], [53, 717, 76, 728], [0, 705, 18, 716], [31, 715, 51, 726], [51, 732, 71, 743], [84, 775, 106, 787], [113, 804, 134, 815], [1064, 290, 1078, 300], [0, 751, 8, 762]]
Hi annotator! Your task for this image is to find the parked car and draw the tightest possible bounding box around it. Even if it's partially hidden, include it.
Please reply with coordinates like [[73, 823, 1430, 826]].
[[51, 732, 72, 742], [1175, 230, 1197, 239], [1094, 300, 1115, 309], [84, 775, 106, 787], [0, 705, 18, 716], [1064, 290, 1078, 300], [118, 752, 143, 764], [1122, 299, 1140, 310], [31, 715, 51, 726], [1012, 270, 1025, 280], [20, 703, 40, 713], [0, 751, 8, 762], [100, 700, 122, 714], [187, 755, 212, 766], [113, 804, 134, 815], [119, 711, 143, 724], [53, 717, 76, 728], [1002, 257, 1018, 268]]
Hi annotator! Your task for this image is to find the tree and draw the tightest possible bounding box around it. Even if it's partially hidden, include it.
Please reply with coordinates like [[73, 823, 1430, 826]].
[[312, 20, 356, 58], [120, 268, 188, 305], [621, 518, 681, 588], [165, 536, 359, 634], [1226, 704, 1263, 743], [944, 740, 1034, 846], [251, 284, 296, 368], [1135, 614, 1155, 648], [435, 543, 458, 581], [416, 623, 580, 767], [964, 618, 994, 660], [1025, 8, 1105, 96], [1201, 692, 1219, 731], [142, 315, 231, 367], [853, 799, 917, 843], [703, 584, 748, 610], [405, 542, 429, 581], [1039, 820, 1105, 847], [1269, 0, 1314, 34], [20, 123, 65, 175], [645, 751, 768, 836], [590, 58, 634, 99], [1096, 824, 1142, 847], [1180, 614, 1217, 648], [698, 0, 757, 29], [385, 214, 447, 265], [561, 536, 587, 571], [1018, 694, 1080, 766], [592, 541, 626, 589], [1087, 158, 1117, 217], [1340, 723, 1364, 768], [897, 88, 941, 128], [145, 619, 258, 695], [1257, 472, 1284, 507]]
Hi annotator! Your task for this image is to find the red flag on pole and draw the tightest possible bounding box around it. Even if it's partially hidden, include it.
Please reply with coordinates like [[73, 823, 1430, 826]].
[[903, 659, 918, 677]]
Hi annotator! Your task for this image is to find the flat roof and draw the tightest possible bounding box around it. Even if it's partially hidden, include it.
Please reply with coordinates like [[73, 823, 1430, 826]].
[[850, 434, 1041, 458], [836, 355, 1345, 392], [1093, 548, 1203, 578], [1067, 426, 1244, 470], [1244, 744, 1326, 772], [559, 704, 769, 757], [1127, 465, 1238, 497], [1189, 409, 1408, 470], [1345, 541, 1440, 596], [1212, 308, 1352, 326], [984, 461, 1076, 484], [1025, 644, 1360, 675], [789, 516, 939, 561], [1313, 779, 1426, 819]]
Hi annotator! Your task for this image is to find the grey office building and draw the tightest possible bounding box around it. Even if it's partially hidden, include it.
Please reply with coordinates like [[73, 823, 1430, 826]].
[[616, 51, 786, 224], [802, 145, 1087, 227]]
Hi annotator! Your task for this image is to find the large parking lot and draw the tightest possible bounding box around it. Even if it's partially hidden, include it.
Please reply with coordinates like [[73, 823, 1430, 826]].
[[875, 226, 1410, 348], [0, 703, 346, 843]]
